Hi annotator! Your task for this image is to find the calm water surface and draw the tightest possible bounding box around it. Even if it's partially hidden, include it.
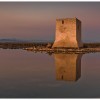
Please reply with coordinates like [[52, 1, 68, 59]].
[[0, 49, 100, 98]]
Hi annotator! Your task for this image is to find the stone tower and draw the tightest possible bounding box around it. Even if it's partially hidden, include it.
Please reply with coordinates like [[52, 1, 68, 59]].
[[52, 18, 83, 48]]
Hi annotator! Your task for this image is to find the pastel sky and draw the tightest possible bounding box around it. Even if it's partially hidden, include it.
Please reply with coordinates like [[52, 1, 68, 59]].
[[0, 2, 100, 42]]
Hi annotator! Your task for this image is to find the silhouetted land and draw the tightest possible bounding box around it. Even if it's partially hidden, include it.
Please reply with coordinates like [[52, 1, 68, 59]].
[[0, 42, 49, 49], [1, 42, 100, 54], [84, 43, 100, 48]]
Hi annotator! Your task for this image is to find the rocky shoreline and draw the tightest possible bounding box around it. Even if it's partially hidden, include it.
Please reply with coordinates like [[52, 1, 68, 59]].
[[23, 47, 100, 54], [1, 42, 100, 54]]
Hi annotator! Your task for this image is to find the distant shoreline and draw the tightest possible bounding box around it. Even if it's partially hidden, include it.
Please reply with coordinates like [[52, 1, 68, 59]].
[[1, 42, 100, 54]]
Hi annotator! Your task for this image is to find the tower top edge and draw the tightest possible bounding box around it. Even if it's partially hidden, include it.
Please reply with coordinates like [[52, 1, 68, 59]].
[[56, 17, 81, 22]]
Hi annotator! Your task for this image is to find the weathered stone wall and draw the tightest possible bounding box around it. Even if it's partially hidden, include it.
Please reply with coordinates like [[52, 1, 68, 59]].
[[76, 19, 83, 47], [54, 54, 82, 81], [52, 18, 83, 48]]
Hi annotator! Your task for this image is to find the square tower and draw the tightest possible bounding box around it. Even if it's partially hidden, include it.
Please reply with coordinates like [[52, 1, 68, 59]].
[[52, 18, 83, 48]]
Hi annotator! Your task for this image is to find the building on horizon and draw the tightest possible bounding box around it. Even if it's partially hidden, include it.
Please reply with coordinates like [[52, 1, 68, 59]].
[[52, 18, 83, 48]]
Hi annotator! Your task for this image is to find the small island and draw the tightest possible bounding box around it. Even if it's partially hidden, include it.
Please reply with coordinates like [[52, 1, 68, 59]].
[[1, 18, 100, 54]]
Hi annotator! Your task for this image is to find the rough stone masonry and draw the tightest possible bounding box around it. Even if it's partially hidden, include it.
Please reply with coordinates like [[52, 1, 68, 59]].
[[52, 18, 83, 48]]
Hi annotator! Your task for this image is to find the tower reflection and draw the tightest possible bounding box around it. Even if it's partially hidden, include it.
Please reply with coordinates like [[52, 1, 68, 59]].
[[54, 53, 82, 81]]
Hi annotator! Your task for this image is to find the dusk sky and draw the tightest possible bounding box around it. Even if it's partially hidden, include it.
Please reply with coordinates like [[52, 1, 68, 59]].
[[0, 2, 100, 42]]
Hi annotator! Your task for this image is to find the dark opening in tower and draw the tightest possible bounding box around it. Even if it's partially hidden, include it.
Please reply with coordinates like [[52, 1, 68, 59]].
[[62, 20, 64, 24]]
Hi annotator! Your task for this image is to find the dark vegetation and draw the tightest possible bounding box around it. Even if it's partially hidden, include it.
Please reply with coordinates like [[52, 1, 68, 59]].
[[83, 43, 100, 48], [0, 42, 100, 49], [0, 42, 53, 49]]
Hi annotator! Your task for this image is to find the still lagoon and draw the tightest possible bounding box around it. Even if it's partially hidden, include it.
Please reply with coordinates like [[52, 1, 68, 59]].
[[0, 49, 100, 98]]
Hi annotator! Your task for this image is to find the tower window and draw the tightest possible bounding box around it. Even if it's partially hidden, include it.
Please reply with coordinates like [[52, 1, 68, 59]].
[[62, 20, 64, 24]]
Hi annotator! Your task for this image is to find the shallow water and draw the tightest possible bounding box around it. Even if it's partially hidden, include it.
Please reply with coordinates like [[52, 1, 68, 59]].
[[0, 49, 100, 98]]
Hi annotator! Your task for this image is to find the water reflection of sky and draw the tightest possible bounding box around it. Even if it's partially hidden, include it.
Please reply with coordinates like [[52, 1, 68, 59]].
[[0, 49, 100, 98]]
